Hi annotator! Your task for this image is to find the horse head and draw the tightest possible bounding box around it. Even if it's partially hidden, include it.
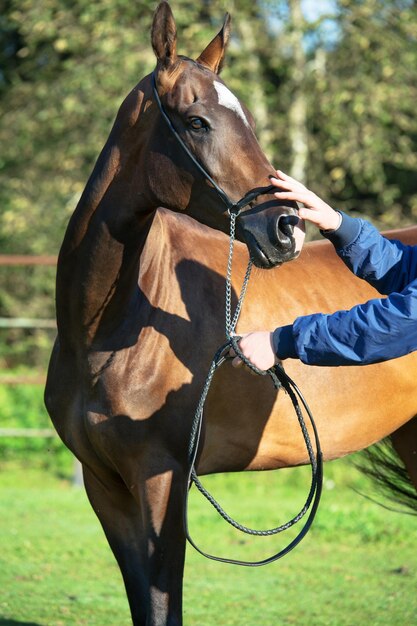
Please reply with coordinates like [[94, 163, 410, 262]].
[[145, 1, 299, 269]]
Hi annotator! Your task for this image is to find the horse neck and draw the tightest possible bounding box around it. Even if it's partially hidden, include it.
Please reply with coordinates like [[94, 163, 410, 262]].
[[56, 76, 158, 349]]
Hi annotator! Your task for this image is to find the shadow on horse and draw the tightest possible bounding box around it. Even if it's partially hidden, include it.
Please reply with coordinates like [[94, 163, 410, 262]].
[[45, 3, 417, 624]]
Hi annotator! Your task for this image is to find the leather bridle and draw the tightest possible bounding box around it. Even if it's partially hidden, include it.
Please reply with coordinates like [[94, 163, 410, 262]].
[[152, 72, 277, 216]]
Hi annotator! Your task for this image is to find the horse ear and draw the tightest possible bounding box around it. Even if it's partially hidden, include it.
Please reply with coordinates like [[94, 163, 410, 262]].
[[151, 1, 178, 68], [196, 13, 231, 74]]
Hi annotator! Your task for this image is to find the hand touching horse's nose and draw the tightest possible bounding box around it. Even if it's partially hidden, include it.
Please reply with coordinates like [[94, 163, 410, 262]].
[[271, 170, 341, 232], [230, 331, 278, 371]]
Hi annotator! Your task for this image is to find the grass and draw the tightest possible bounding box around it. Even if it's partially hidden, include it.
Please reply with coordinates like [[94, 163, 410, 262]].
[[0, 382, 415, 624], [0, 379, 71, 477], [0, 458, 416, 626]]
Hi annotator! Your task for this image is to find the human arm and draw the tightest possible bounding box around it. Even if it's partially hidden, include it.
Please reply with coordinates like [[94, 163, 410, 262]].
[[232, 173, 417, 369], [272, 170, 417, 295], [274, 279, 417, 366], [273, 215, 417, 365], [271, 170, 341, 231], [233, 281, 417, 369]]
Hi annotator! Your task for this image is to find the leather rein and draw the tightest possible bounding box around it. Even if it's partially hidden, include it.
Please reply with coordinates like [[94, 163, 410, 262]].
[[152, 73, 323, 566]]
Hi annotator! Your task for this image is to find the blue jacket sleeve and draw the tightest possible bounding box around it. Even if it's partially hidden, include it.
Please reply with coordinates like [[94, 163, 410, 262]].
[[330, 213, 417, 295], [274, 213, 417, 366]]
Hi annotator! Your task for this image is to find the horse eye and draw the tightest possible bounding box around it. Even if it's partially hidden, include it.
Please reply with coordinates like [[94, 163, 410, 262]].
[[189, 117, 208, 131]]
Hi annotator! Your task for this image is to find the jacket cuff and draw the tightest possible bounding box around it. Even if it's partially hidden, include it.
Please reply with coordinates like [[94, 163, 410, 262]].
[[321, 211, 361, 249], [273, 325, 298, 360]]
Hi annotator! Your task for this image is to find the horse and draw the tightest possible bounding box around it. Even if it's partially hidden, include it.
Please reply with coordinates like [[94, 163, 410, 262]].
[[44, 3, 417, 625]]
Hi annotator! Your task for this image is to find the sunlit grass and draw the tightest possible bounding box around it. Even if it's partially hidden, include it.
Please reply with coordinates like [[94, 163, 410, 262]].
[[0, 459, 415, 626]]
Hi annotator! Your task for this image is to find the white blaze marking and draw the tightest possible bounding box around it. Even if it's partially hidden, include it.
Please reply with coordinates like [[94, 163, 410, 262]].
[[213, 81, 250, 127]]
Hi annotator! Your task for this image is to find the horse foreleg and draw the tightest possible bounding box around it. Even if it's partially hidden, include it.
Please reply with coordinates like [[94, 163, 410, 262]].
[[83, 465, 150, 624], [83, 458, 187, 626], [139, 457, 187, 626]]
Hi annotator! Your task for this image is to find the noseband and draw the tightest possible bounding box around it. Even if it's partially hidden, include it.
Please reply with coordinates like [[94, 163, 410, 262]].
[[152, 71, 322, 566]]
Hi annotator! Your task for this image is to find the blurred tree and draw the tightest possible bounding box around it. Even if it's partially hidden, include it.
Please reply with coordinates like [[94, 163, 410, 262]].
[[0, 0, 157, 258], [307, 0, 417, 226], [287, 0, 308, 181], [0, 0, 158, 366], [1, 0, 417, 367]]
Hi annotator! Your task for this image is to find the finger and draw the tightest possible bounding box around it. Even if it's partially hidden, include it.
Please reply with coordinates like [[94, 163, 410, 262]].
[[271, 174, 303, 189], [276, 169, 300, 185], [273, 191, 305, 202], [232, 356, 243, 368], [274, 190, 316, 206], [296, 207, 325, 224], [270, 177, 294, 191], [275, 169, 292, 180], [272, 179, 307, 196]]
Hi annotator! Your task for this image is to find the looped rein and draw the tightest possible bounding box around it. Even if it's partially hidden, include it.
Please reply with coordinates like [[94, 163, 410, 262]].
[[184, 210, 323, 567], [151, 73, 323, 565]]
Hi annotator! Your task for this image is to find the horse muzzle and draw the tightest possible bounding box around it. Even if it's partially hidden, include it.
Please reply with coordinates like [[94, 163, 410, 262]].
[[238, 206, 300, 269]]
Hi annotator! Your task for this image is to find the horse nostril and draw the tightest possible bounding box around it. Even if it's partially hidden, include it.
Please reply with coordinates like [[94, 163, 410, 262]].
[[277, 214, 299, 240]]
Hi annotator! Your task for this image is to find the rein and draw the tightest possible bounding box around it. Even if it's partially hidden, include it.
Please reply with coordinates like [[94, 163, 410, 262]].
[[152, 72, 323, 566], [184, 211, 323, 566]]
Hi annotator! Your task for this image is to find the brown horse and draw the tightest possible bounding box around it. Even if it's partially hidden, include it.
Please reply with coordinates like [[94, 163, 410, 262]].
[[45, 3, 417, 625]]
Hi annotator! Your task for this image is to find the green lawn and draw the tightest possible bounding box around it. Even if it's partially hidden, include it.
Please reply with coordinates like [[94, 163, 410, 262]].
[[0, 457, 416, 626]]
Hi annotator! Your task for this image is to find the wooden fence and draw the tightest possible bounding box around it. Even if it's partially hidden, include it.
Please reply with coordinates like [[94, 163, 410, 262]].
[[0, 253, 57, 385], [0, 254, 82, 483]]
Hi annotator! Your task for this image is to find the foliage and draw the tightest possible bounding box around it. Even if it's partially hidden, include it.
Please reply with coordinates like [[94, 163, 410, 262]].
[[0, 264, 56, 369], [0, 379, 73, 476], [0, 460, 416, 625], [308, 0, 417, 225], [2, 1, 417, 253], [1, 0, 417, 364]]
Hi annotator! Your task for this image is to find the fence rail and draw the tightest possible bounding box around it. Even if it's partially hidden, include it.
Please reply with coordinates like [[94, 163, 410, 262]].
[[0, 254, 57, 266], [0, 428, 56, 437], [1, 258, 60, 446], [0, 254, 56, 385], [0, 254, 83, 484], [0, 374, 46, 385], [0, 317, 56, 329]]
